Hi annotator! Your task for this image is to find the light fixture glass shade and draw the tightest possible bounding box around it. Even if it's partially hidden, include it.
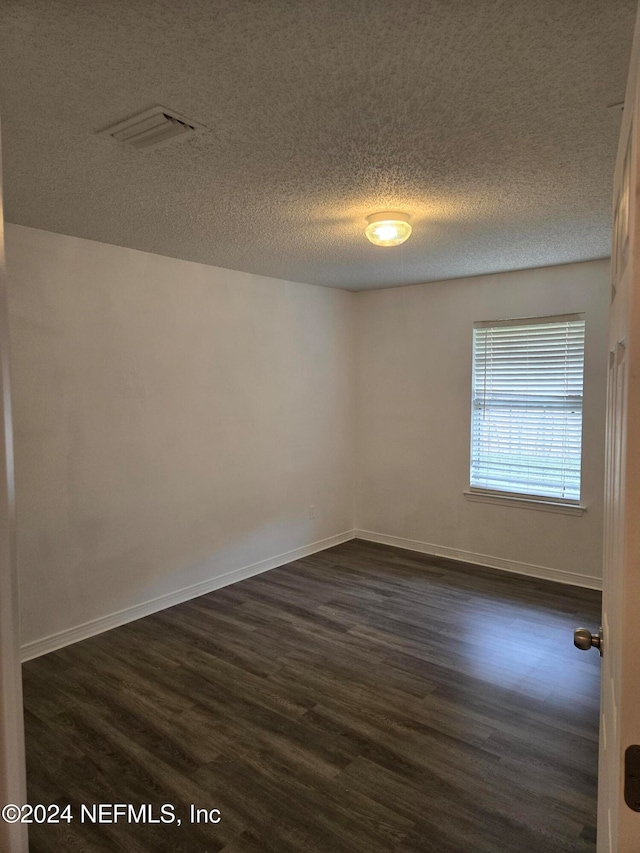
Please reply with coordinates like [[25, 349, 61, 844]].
[[365, 211, 412, 246]]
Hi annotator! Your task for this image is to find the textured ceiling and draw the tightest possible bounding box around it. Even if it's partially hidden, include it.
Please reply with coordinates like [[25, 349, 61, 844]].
[[0, 0, 635, 290]]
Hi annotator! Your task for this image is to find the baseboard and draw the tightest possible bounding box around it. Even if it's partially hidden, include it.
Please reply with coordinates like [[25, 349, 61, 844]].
[[21, 526, 600, 661], [355, 529, 602, 590], [21, 529, 357, 662]]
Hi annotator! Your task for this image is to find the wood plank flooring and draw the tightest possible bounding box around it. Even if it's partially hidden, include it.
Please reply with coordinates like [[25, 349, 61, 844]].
[[22, 540, 602, 852]]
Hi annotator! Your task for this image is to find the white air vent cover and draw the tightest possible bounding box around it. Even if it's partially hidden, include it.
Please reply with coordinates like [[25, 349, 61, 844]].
[[98, 106, 205, 151]]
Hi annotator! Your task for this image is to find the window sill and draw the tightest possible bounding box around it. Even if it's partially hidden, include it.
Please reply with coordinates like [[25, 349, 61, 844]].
[[463, 490, 586, 516]]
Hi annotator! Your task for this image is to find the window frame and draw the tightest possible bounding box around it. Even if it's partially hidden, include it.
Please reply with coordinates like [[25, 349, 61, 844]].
[[467, 313, 587, 513]]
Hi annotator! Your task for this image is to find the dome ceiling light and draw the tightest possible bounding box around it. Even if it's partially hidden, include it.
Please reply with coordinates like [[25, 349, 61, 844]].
[[365, 211, 412, 247]]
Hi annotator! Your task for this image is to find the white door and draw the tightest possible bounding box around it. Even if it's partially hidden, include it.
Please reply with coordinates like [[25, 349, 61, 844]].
[[0, 121, 28, 849], [597, 4, 640, 850]]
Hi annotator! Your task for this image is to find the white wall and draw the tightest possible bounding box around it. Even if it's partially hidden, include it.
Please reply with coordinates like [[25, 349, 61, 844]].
[[6, 225, 355, 652], [355, 260, 610, 585]]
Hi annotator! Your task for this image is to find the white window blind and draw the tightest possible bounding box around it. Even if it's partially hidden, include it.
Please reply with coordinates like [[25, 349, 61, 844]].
[[471, 315, 585, 502]]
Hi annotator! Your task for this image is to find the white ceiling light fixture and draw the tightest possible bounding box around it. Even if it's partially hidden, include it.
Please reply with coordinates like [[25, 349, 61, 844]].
[[365, 211, 412, 247]]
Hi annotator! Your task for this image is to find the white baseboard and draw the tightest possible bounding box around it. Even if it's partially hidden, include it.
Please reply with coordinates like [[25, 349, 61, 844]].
[[22, 527, 600, 661], [21, 529, 357, 662], [355, 529, 602, 591]]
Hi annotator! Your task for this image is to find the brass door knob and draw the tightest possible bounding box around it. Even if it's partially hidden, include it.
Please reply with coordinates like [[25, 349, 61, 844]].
[[574, 627, 603, 655]]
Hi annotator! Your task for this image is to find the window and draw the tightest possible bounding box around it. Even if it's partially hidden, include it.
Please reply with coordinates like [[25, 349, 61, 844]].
[[470, 315, 586, 504]]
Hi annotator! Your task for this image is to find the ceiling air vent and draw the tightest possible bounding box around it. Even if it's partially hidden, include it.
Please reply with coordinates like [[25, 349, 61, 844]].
[[98, 106, 206, 151]]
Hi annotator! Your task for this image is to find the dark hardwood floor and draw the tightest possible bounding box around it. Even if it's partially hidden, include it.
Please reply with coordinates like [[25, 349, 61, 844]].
[[22, 539, 602, 852]]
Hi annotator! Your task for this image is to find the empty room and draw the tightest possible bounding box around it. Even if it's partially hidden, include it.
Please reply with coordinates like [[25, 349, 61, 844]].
[[1, 1, 640, 851]]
